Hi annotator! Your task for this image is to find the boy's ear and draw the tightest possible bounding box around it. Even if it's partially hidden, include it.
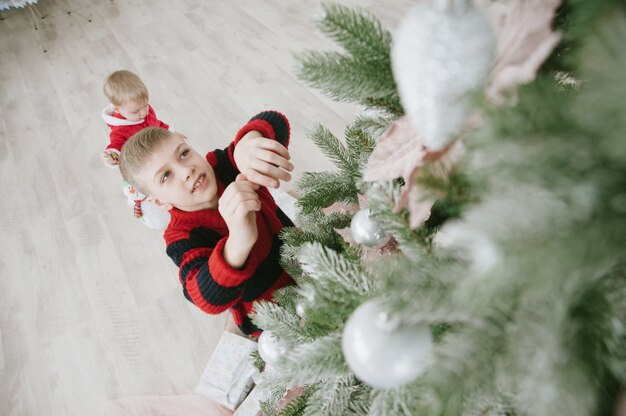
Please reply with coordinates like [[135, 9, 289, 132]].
[[148, 196, 173, 212]]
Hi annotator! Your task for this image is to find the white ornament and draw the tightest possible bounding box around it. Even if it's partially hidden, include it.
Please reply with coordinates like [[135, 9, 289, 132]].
[[441, 224, 500, 275], [392, 0, 495, 151], [350, 209, 390, 248], [295, 301, 308, 318], [342, 299, 433, 389], [257, 331, 290, 366]]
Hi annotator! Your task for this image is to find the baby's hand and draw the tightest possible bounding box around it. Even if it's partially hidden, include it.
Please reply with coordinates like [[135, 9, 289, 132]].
[[101, 150, 120, 166], [218, 174, 261, 246], [234, 134, 294, 188]]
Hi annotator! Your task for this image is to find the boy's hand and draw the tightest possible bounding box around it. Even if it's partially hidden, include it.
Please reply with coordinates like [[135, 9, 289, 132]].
[[219, 175, 261, 268], [234, 132, 294, 189], [101, 150, 120, 166]]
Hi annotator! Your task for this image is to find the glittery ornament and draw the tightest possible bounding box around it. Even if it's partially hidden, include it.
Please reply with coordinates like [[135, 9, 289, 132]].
[[342, 299, 433, 389], [257, 330, 290, 366], [350, 209, 390, 248], [392, 0, 495, 151]]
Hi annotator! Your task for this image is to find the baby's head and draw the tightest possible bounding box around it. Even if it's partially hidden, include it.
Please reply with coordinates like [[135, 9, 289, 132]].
[[120, 128, 219, 212], [103, 70, 150, 121]]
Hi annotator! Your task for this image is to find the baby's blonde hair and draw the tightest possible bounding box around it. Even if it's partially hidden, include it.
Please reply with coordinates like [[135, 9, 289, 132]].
[[103, 70, 149, 106], [120, 127, 173, 194]]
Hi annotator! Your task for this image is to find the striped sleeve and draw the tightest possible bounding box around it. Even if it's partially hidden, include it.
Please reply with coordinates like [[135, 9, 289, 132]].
[[166, 227, 264, 314], [234, 110, 290, 148], [208, 110, 290, 185]]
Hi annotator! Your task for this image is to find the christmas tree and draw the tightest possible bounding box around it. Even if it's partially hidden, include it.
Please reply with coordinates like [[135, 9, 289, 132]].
[[252, 1, 626, 415]]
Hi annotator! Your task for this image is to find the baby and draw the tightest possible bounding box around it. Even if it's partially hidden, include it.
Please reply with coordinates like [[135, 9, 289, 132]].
[[101, 70, 170, 166], [101, 70, 172, 229]]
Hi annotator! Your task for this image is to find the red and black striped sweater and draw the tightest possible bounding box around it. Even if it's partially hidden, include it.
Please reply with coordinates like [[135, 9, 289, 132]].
[[163, 111, 295, 335]]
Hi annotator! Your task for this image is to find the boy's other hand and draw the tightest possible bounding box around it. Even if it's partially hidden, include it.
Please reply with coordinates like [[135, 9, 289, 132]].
[[101, 150, 120, 166], [219, 174, 261, 247], [234, 134, 294, 189], [220, 175, 261, 269]]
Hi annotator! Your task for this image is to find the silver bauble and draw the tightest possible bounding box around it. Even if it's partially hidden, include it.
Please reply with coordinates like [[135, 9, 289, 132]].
[[350, 209, 390, 248], [342, 299, 433, 389], [257, 330, 290, 366], [392, 0, 495, 151]]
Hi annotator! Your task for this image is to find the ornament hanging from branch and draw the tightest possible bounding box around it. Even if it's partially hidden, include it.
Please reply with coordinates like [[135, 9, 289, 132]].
[[342, 298, 433, 389], [364, 0, 563, 228], [257, 330, 290, 366], [323, 195, 398, 258], [392, 0, 495, 151], [350, 208, 391, 248]]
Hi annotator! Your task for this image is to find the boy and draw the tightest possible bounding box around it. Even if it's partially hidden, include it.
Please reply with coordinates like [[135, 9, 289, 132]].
[[119, 111, 295, 335], [101, 70, 172, 229]]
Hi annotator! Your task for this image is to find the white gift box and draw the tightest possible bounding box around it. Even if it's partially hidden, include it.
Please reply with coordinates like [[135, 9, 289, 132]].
[[195, 331, 259, 411], [233, 385, 268, 416]]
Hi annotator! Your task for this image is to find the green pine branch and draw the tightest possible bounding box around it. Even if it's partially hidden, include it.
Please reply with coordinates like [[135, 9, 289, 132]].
[[297, 171, 358, 214], [252, 301, 327, 344], [279, 386, 316, 416], [303, 376, 359, 416], [298, 242, 373, 295], [260, 334, 349, 388], [318, 3, 392, 62], [296, 3, 403, 114]]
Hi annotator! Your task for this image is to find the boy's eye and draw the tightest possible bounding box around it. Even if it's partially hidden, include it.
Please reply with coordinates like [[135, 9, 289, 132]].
[[161, 171, 170, 184], [181, 149, 189, 159]]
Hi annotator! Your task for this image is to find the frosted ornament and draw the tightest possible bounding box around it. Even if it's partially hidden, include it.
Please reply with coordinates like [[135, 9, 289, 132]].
[[257, 330, 290, 366], [442, 224, 500, 275], [392, 0, 495, 151], [295, 301, 308, 318], [350, 209, 390, 248], [342, 299, 433, 389]]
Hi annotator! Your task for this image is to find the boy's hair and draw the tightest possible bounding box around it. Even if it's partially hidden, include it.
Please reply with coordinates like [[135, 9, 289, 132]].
[[120, 127, 173, 194], [103, 70, 149, 106]]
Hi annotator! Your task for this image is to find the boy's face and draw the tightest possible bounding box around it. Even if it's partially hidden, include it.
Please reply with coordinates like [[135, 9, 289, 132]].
[[140, 134, 219, 212], [115, 99, 149, 121]]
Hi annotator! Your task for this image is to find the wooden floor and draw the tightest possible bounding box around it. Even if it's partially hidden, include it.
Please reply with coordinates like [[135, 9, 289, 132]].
[[0, 0, 412, 414]]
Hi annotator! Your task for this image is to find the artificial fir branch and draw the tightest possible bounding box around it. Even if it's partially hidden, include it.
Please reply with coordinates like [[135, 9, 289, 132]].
[[279, 386, 315, 416], [308, 123, 356, 174], [280, 226, 346, 258], [366, 182, 425, 258], [302, 376, 359, 416], [253, 301, 326, 343], [296, 3, 402, 114], [250, 349, 266, 373], [298, 242, 373, 295], [318, 3, 392, 62], [297, 172, 358, 214], [260, 334, 350, 388], [351, 111, 396, 138], [297, 51, 397, 106]]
